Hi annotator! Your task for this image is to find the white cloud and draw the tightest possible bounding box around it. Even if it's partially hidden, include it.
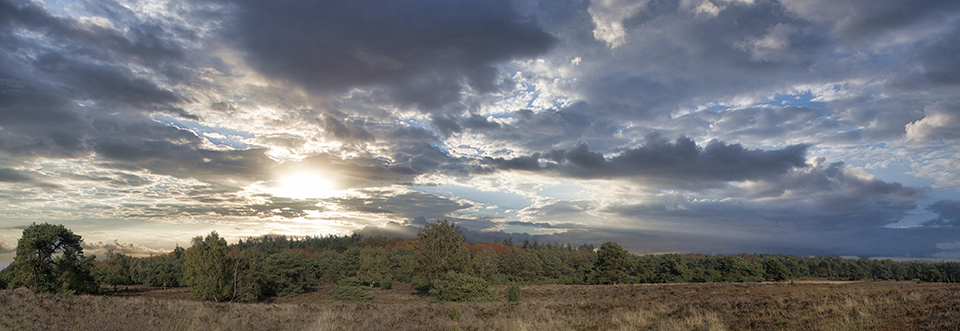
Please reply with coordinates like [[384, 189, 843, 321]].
[[904, 101, 960, 143], [83, 240, 170, 258], [588, 0, 651, 48], [737, 23, 800, 63]]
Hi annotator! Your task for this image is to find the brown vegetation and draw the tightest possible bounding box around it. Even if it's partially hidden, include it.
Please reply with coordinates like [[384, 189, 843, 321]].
[[3, 281, 959, 330]]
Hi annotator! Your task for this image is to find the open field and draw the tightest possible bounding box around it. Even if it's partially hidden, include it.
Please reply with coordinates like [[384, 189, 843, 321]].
[[3, 281, 959, 330]]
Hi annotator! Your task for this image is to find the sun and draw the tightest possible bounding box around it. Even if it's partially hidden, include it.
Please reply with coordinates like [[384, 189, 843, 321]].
[[270, 173, 336, 199]]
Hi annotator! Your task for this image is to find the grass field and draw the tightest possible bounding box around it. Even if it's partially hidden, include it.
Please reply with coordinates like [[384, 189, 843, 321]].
[[2, 280, 959, 330]]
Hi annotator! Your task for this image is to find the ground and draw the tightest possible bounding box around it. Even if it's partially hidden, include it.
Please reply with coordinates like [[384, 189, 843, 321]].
[[3, 280, 959, 330]]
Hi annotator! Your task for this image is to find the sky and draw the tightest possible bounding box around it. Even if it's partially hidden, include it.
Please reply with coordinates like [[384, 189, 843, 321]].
[[1, 0, 960, 266]]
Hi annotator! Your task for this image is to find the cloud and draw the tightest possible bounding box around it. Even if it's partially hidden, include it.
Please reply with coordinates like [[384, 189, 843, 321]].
[[82, 239, 170, 258], [780, 0, 960, 40], [923, 200, 960, 227], [588, 0, 650, 48], [0, 0, 959, 264], [0, 240, 14, 254], [485, 133, 809, 188], [202, 0, 556, 110], [904, 101, 960, 142]]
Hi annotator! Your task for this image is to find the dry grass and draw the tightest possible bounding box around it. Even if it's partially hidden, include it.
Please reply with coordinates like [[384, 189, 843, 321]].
[[3, 281, 959, 330]]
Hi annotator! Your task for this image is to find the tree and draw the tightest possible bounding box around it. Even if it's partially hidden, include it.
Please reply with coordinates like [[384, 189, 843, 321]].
[[7, 223, 99, 294], [657, 254, 692, 283], [471, 247, 501, 280], [262, 249, 316, 296], [412, 220, 470, 290], [98, 250, 133, 291], [764, 259, 792, 281], [590, 242, 636, 284], [503, 248, 543, 282], [133, 246, 185, 288], [720, 256, 764, 282], [358, 246, 389, 287], [184, 231, 232, 301]]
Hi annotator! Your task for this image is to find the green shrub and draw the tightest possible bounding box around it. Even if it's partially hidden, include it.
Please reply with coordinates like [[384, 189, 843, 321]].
[[507, 284, 521, 302], [330, 277, 374, 302], [429, 271, 502, 302], [380, 277, 394, 290]]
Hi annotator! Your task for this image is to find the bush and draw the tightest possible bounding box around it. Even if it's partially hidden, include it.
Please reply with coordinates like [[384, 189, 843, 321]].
[[262, 250, 317, 297], [507, 284, 521, 302], [429, 271, 502, 302], [330, 277, 374, 302], [380, 277, 394, 290]]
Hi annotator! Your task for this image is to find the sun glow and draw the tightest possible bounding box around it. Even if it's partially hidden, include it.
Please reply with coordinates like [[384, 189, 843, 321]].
[[270, 173, 337, 199]]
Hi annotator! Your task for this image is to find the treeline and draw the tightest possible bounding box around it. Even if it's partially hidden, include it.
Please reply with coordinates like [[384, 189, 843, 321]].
[[92, 230, 960, 297], [3, 221, 960, 302]]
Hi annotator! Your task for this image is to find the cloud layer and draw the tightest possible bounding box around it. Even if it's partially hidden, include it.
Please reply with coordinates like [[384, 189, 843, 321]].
[[1, 0, 959, 261]]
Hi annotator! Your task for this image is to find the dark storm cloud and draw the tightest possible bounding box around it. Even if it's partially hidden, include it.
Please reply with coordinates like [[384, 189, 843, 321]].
[[604, 159, 924, 230], [337, 190, 472, 221], [0, 168, 30, 183], [456, 106, 624, 152], [0, 168, 61, 189], [0, 0, 233, 183], [484, 133, 808, 187], [782, 0, 960, 40], [323, 116, 375, 143], [91, 117, 274, 184], [915, 23, 960, 86], [923, 200, 960, 227], [677, 106, 829, 142], [32, 52, 181, 107], [202, 0, 556, 110], [0, 0, 185, 79]]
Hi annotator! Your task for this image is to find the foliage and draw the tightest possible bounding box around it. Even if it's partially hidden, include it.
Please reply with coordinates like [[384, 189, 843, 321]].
[[7, 223, 100, 294], [590, 242, 636, 284], [412, 220, 471, 290], [132, 246, 184, 288], [329, 277, 374, 302], [380, 277, 394, 290], [0, 266, 8, 289], [503, 248, 543, 281], [184, 232, 232, 301], [656, 254, 692, 283], [507, 284, 521, 302], [234, 233, 361, 254], [262, 249, 316, 297], [719, 256, 764, 282], [336, 246, 362, 281], [358, 246, 389, 287], [764, 259, 792, 281], [228, 247, 266, 302], [96, 251, 134, 291], [471, 247, 501, 280], [429, 271, 502, 302]]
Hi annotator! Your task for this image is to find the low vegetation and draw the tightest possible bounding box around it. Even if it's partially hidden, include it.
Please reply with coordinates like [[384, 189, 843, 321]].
[[3, 281, 960, 330], [5, 221, 960, 329]]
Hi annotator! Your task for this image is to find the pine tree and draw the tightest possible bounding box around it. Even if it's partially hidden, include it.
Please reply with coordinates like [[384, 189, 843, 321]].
[[184, 231, 232, 301], [590, 241, 636, 284], [8, 223, 99, 294], [412, 220, 470, 290]]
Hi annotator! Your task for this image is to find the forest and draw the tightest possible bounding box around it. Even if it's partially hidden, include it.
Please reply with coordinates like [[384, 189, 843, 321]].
[[2, 221, 959, 303]]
